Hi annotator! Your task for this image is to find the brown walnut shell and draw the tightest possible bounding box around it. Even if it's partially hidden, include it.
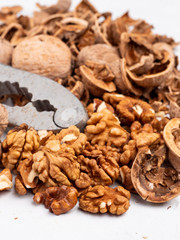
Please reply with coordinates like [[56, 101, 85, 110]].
[[131, 145, 180, 203], [12, 34, 71, 80], [163, 118, 180, 171]]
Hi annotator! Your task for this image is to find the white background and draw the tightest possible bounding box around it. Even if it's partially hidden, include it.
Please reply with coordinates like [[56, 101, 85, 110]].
[[0, 1, 180, 240]]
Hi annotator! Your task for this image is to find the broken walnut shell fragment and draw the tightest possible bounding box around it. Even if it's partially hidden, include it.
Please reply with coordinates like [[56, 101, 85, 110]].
[[126, 42, 175, 87], [80, 63, 116, 97], [12, 34, 71, 80], [37, 0, 71, 14], [163, 118, 180, 172], [131, 145, 180, 203]]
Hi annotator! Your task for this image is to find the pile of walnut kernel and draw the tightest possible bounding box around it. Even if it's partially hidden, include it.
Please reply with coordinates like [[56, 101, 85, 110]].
[[0, 0, 180, 215]]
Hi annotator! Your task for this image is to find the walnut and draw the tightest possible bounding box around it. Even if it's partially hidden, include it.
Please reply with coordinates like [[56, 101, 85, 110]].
[[0, 168, 13, 191], [32, 142, 80, 187], [119, 166, 135, 193], [103, 92, 126, 108], [163, 118, 180, 172], [52, 125, 87, 155], [79, 61, 116, 97], [2, 124, 40, 170], [120, 140, 137, 165], [85, 108, 129, 147], [116, 97, 155, 125], [12, 35, 71, 80], [86, 98, 114, 117], [2, 124, 27, 170], [15, 175, 27, 195], [130, 121, 161, 149], [33, 185, 78, 215], [77, 44, 124, 91], [131, 145, 180, 203], [17, 158, 38, 189], [79, 185, 131, 215], [75, 143, 120, 189], [0, 37, 13, 65]]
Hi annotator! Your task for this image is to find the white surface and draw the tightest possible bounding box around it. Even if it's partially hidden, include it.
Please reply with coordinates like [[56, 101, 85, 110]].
[[0, 1, 180, 240]]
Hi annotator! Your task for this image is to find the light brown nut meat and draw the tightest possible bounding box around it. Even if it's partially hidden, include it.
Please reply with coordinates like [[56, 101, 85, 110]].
[[12, 34, 71, 80], [116, 97, 155, 125], [33, 185, 78, 215], [120, 140, 137, 165], [0, 168, 12, 191], [0, 37, 13, 65], [79, 185, 130, 215], [86, 98, 114, 118], [163, 118, 180, 171], [75, 143, 120, 188], [53, 125, 87, 155], [17, 158, 38, 189], [2, 124, 27, 170], [32, 142, 80, 187], [85, 108, 129, 147], [15, 175, 27, 195], [130, 121, 161, 149], [131, 145, 180, 203], [0, 168, 13, 191], [76, 155, 112, 187], [2, 124, 40, 170], [119, 166, 135, 193]]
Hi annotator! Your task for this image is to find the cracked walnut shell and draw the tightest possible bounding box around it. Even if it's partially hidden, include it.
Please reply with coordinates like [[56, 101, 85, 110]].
[[79, 61, 116, 97], [131, 145, 180, 203], [33, 185, 78, 215], [12, 34, 71, 80], [163, 118, 180, 172], [85, 108, 129, 147], [0, 168, 13, 191], [79, 185, 130, 215]]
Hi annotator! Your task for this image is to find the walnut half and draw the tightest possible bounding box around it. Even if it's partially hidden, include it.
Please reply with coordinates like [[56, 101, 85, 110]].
[[33, 185, 78, 215], [79, 185, 130, 215]]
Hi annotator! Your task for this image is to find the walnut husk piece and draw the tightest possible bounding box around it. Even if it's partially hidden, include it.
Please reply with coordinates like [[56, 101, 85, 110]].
[[131, 145, 180, 203], [163, 118, 180, 171]]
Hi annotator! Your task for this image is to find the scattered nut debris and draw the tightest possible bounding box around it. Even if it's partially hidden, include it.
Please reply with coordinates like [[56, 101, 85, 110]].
[[0, 0, 180, 216]]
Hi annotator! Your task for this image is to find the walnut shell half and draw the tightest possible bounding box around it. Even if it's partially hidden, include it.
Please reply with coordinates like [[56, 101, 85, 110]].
[[12, 34, 71, 80], [131, 145, 180, 203], [163, 118, 180, 171]]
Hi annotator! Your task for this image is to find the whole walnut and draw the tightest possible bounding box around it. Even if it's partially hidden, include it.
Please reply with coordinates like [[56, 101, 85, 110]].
[[0, 38, 13, 65], [12, 34, 71, 80]]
